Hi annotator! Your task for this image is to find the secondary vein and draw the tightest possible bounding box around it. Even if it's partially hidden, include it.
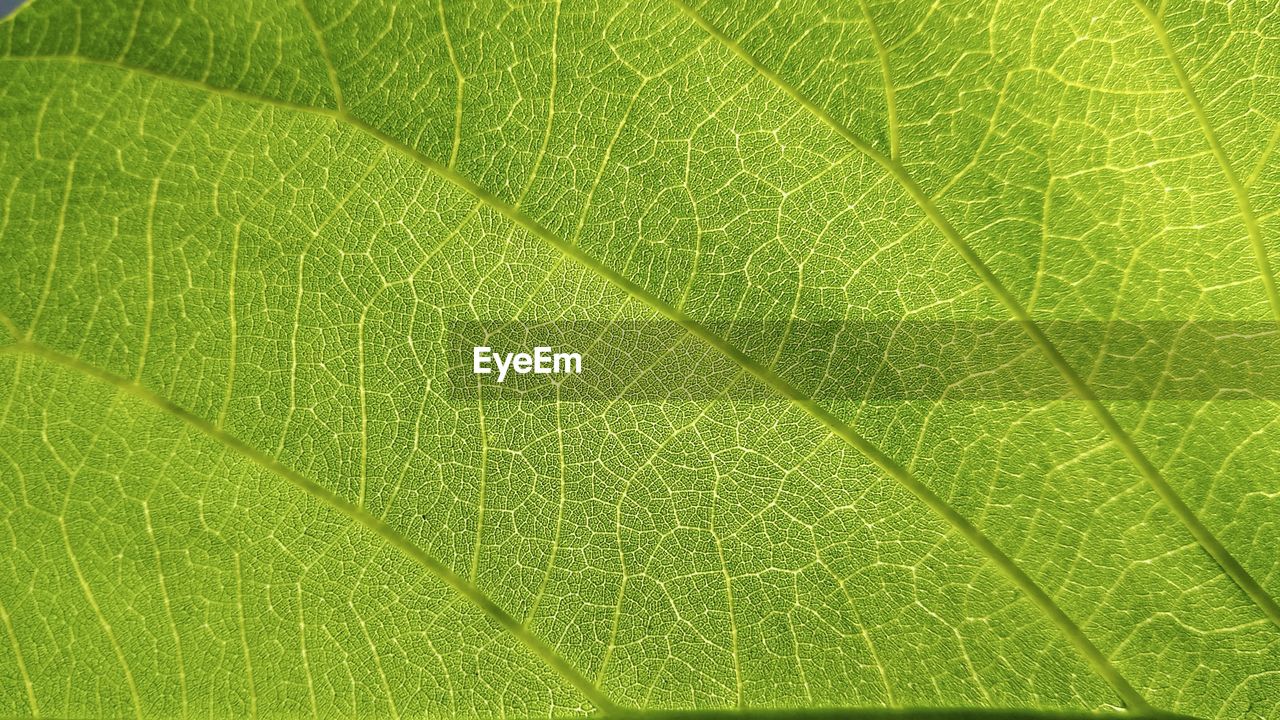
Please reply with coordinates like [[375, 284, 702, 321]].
[[858, 0, 900, 161], [1130, 0, 1280, 326], [0, 340, 623, 716], [342, 96, 1152, 713], [664, 0, 1280, 633], [2, 51, 1150, 710]]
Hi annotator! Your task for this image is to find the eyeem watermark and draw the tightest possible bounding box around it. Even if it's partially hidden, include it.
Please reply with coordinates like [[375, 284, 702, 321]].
[[447, 320, 1280, 401], [472, 346, 582, 382]]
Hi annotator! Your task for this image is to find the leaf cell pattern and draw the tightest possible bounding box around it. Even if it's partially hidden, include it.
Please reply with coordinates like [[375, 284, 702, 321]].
[[1, 1, 1278, 718]]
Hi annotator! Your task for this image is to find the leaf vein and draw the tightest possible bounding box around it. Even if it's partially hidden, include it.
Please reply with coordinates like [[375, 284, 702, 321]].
[[0, 340, 622, 715], [2, 51, 1149, 711], [296, 0, 344, 113], [1130, 0, 1280, 325], [0, 596, 39, 717], [665, 0, 1280, 634]]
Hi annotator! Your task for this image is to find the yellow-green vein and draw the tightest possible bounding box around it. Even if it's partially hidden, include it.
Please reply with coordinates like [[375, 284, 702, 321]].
[[665, 0, 1280, 631], [0, 339, 623, 716], [0, 52, 1148, 710]]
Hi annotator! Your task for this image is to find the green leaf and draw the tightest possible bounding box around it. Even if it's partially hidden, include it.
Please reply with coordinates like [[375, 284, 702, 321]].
[[1, 0, 1278, 718]]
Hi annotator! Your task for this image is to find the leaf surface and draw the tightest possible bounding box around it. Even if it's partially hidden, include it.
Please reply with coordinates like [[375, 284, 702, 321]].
[[1, 1, 1278, 718]]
